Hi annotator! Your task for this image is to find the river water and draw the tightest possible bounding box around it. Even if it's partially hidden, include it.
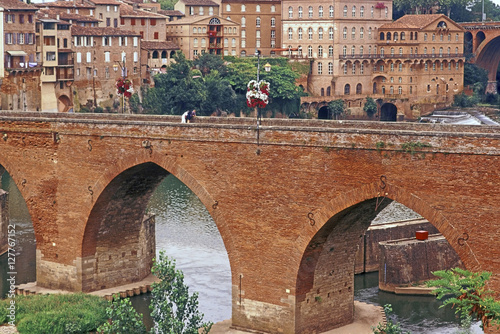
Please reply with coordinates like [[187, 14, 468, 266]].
[[0, 173, 483, 333]]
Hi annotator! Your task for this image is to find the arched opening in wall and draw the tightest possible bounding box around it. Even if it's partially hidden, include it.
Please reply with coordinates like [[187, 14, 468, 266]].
[[475, 35, 500, 91], [81, 162, 231, 327], [295, 197, 471, 333], [476, 31, 486, 50], [57, 94, 72, 113], [0, 167, 36, 297], [464, 32, 473, 56], [317, 105, 330, 119], [380, 103, 397, 121]]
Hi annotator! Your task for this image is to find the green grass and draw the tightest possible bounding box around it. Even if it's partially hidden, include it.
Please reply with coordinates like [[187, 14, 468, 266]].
[[0, 293, 108, 334]]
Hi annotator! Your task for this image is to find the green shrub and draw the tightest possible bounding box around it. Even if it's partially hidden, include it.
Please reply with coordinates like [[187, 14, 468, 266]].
[[94, 106, 104, 113], [0, 293, 107, 334], [97, 296, 147, 334]]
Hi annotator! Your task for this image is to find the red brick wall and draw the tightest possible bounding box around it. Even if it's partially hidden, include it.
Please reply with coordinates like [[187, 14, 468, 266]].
[[0, 112, 498, 333]]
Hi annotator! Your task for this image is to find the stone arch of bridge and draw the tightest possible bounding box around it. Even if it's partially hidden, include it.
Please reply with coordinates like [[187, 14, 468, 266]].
[[474, 35, 500, 83], [293, 181, 480, 333], [80, 155, 237, 292]]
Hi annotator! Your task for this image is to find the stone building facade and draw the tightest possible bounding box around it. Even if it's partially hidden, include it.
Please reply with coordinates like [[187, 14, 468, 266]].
[[1, 0, 41, 111], [220, 0, 281, 57], [70, 26, 142, 111]]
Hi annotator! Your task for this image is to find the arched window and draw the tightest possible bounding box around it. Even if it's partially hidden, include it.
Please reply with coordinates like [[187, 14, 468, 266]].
[[424, 33, 428, 41], [226, 4, 231, 11], [241, 4, 246, 11], [382, 86, 386, 94], [271, 17, 275, 27], [380, 47, 385, 57], [360, 27, 364, 39], [241, 17, 246, 26], [318, 45, 323, 57], [224, 38, 228, 47], [343, 64, 347, 74], [329, 46, 333, 56], [343, 5, 348, 17], [352, 6, 356, 17], [432, 47, 435, 56], [256, 17, 261, 27], [401, 32, 405, 40], [271, 5, 275, 12], [455, 47, 458, 55], [398, 63, 402, 71], [447, 47, 450, 56], [342, 45, 347, 56], [308, 27, 313, 39], [152, 50, 159, 58], [193, 27, 197, 34], [439, 47, 443, 57], [327, 86, 331, 96], [394, 32, 398, 41], [410, 32, 413, 40], [360, 46, 364, 55], [371, 6, 374, 17], [319, 5, 324, 17], [329, 5, 334, 17], [318, 62, 322, 74], [318, 27, 323, 40], [356, 83, 362, 94], [298, 6, 303, 18], [398, 86, 402, 94], [380, 32, 385, 40], [351, 45, 355, 55], [343, 27, 347, 39], [308, 45, 313, 57], [309, 6, 313, 18], [193, 38, 198, 47], [399, 47, 403, 55], [288, 6, 293, 18], [390, 86, 394, 94], [440, 33, 443, 41], [328, 62, 333, 74], [369, 27, 372, 39], [298, 28, 303, 40], [432, 33, 436, 41], [352, 27, 356, 39], [390, 63, 394, 71], [321, 88, 325, 96], [329, 27, 334, 40], [387, 32, 391, 40], [424, 47, 427, 55], [256, 4, 260, 12], [288, 28, 293, 39], [448, 33, 451, 41], [344, 84, 351, 95], [360, 6, 364, 17], [385, 7, 388, 17]]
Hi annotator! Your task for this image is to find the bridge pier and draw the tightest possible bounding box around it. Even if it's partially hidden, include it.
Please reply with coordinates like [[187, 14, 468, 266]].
[[0, 189, 8, 256], [486, 81, 498, 94]]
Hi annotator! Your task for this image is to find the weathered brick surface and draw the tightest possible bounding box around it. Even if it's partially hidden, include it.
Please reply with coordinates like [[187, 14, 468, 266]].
[[0, 112, 498, 333], [378, 234, 463, 292], [0, 190, 8, 255]]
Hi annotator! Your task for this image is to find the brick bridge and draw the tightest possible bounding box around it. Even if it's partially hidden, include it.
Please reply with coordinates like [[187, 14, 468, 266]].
[[0, 112, 499, 333], [461, 22, 500, 93]]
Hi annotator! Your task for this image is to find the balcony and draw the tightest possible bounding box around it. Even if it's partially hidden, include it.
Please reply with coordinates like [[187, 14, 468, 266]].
[[58, 59, 74, 66], [57, 68, 74, 81], [340, 53, 465, 61]]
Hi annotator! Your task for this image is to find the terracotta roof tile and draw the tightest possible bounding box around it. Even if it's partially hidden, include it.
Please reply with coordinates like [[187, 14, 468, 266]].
[[37, 8, 100, 22], [395, 14, 446, 29], [141, 40, 180, 50], [158, 9, 185, 16], [87, 0, 121, 5], [181, 0, 219, 6], [120, 3, 168, 18], [1, 0, 38, 11], [71, 25, 140, 36]]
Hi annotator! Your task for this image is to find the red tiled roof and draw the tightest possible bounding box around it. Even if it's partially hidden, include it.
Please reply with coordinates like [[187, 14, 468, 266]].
[[141, 40, 179, 50], [158, 9, 185, 16], [1, 0, 38, 11], [120, 3, 168, 18], [394, 14, 446, 29], [182, 0, 218, 6], [34, 0, 95, 9], [37, 8, 100, 23], [71, 25, 140, 36], [87, 0, 121, 5]]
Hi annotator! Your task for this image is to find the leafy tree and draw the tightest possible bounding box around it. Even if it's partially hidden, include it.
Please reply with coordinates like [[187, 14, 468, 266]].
[[199, 71, 237, 115], [150, 251, 212, 334], [372, 304, 410, 334], [364, 97, 378, 116], [157, 0, 177, 10], [97, 296, 148, 334], [129, 92, 141, 114], [464, 63, 488, 95], [428, 268, 500, 329], [193, 54, 228, 77], [143, 52, 205, 115], [226, 60, 259, 93], [328, 99, 347, 120]]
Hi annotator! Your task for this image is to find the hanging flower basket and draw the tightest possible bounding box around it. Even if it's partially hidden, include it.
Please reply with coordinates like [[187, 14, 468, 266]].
[[246, 80, 270, 108], [116, 77, 133, 98]]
